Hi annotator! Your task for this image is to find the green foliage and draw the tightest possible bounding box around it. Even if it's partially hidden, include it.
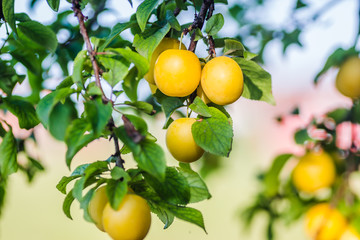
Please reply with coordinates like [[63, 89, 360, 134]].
[[189, 97, 212, 117], [205, 13, 224, 36], [177, 163, 211, 203], [192, 107, 233, 157], [133, 23, 171, 61], [0, 0, 282, 235], [2, 0, 16, 33], [314, 47, 359, 84], [0, 128, 17, 177], [136, 0, 161, 32], [46, 0, 60, 11], [3, 96, 40, 129], [17, 20, 58, 52], [234, 57, 275, 105], [144, 167, 191, 205]]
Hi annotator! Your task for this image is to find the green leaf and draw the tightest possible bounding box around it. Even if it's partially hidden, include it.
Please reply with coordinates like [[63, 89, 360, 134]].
[[124, 114, 148, 135], [327, 108, 349, 124], [205, 13, 224, 36], [234, 57, 275, 105], [56, 76, 74, 90], [165, 10, 181, 31], [148, 201, 174, 229], [99, 21, 137, 52], [192, 107, 233, 157], [83, 161, 109, 182], [56, 175, 81, 194], [84, 98, 113, 136], [4, 96, 40, 129], [65, 119, 96, 168], [136, 141, 166, 181], [27, 70, 42, 103], [15, 13, 31, 22], [36, 88, 76, 128], [71, 163, 91, 176], [154, 91, 185, 128], [72, 177, 86, 201], [111, 167, 131, 181], [136, 0, 161, 32], [7, 39, 41, 75], [194, 28, 204, 41], [165, 204, 206, 232], [223, 39, 245, 56], [124, 101, 155, 115], [107, 47, 149, 79], [106, 178, 128, 209], [281, 29, 302, 54], [71, 162, 105, 208], [175, 0, 187, 10], [63, 190, 75, 219], [263, 154, 293, 197], [72, 50, 88, 86], [79, 187, 95, 222], [49, 99, 77, 141], [122, 67, 139, 102], [0, 128, 17, 177], [2, 0, 16, 34], [207, 103, 230, 118], [0, 60, 24, 95], [46, 0, 60, 11], [214, 0, 227, 3], [295, 0, 307, 9], [0, 182, 6, 216], [314, 47, 358, 84], [116, 126, 165, 180], [115, 126, 141, 155], [144, 167, 190, 205], [98, 56, 130, 87], [294, 129, 311, 145], [133, 23, 171, 61], [18, 21, 58, 52], [189, 97, 212, 117], [352, 102, 360, 123], [177, 163, 211, 203]]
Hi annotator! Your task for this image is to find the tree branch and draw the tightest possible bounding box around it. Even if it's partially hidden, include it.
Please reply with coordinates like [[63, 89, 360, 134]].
[[122, 115, 144, 143], [174, 0, 187, 17], [112, 133, 125, 169], [187, 0, 214, 52], [71, 0, 109, 103], [0, 0, 4, 21]]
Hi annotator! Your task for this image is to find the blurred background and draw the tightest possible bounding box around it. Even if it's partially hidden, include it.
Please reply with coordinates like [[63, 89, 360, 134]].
[[0, 0, 357, 239]]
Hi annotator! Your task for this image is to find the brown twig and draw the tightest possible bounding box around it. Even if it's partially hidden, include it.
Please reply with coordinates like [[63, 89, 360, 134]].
[[122, 115, 144, 143], [112, 133, 125, 169], [71, 0, 109, 103], [208, 35, 216, 57], [107, 118, 125, 169], [174, 0, 187, 17], [0, 0, 4, 21], [187, 0, 214, 52]]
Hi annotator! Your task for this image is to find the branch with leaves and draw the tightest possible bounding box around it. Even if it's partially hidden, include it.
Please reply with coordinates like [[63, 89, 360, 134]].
[[0, 0, 276, 238]]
